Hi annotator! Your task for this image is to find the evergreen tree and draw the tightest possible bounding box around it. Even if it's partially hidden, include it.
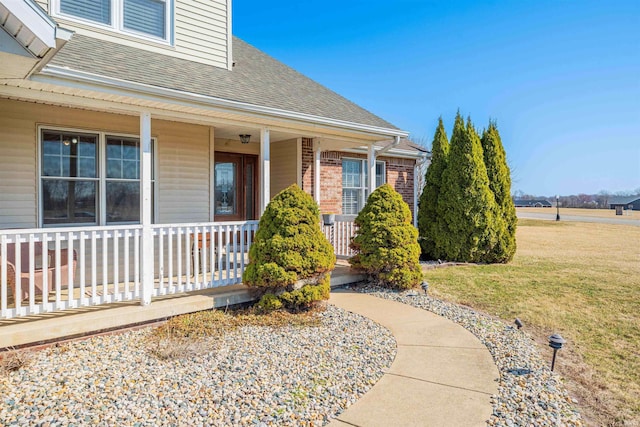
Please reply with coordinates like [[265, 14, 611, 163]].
[[243, 184, 335, 310], [349, 184, 422, 289], [418, 117, 449, 259], [436, 113, 498, 262], [481, 121, 517, 262]]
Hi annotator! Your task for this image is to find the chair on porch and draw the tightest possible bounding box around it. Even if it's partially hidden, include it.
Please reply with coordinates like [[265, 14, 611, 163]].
[[1, 242, 77, 300]]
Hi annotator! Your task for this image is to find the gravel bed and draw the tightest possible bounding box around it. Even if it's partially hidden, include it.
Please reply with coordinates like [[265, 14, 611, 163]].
[[0, 305, 395, 426], [356, 283, 583, 427]]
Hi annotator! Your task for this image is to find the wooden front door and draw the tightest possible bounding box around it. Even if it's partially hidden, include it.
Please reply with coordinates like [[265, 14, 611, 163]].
[[214, 152, 258, 221]]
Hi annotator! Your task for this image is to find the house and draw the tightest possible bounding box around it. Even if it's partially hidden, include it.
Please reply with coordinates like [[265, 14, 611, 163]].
[[513, 199, 553, 208], [0, 0, 426, 322], [608, 195, 640, 212]]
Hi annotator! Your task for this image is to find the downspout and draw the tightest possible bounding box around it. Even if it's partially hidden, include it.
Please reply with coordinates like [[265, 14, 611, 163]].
[[413, 152, 431, 228], [369, 136, 400, 196], [376, 135, 401, 157]]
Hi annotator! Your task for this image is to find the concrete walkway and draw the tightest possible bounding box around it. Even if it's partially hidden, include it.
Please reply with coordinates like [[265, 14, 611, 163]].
[[327, 290, 499, 427]]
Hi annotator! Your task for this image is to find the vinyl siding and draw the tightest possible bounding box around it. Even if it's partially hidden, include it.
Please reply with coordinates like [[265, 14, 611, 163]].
[[155, 121, 211, 223], [0, 99, 214, 229], [39, 0, 230, 69], [270, 139, 297, 197]]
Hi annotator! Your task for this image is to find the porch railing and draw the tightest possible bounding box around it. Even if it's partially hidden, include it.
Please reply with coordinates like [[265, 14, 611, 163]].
[[0, 221, 258, 319], [322, 219, 357, 258]]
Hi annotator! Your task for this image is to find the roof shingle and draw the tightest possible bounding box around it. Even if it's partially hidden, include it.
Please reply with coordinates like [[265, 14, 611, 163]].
[[47, 34, 398, 130]]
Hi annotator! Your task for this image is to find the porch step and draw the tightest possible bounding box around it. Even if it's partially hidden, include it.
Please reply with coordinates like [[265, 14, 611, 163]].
[[1, 267, 365, 350]]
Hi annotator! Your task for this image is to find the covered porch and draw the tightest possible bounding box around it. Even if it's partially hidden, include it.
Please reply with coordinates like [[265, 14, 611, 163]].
[[0, 92, 383, 322]]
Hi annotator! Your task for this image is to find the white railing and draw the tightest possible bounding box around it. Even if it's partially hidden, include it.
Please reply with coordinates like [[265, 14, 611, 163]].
[[322, 219, 357, 258], [0, 225, 142, 319], [151, 221, 258, 296], [0, 221, 258, 319]]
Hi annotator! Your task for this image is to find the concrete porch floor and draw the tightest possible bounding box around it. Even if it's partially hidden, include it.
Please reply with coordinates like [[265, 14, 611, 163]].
[[0, 262, 364, 350]]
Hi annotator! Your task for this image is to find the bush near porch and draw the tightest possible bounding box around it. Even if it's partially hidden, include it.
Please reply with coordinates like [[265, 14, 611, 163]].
[[349, 184, 422, 290], [243, 184, 335, 311]]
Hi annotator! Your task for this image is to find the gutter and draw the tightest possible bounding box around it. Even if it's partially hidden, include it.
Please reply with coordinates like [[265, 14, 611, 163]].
[[33, 66, 410, 140], [26, 27, 74, 78], [413, 152, 431, 227]]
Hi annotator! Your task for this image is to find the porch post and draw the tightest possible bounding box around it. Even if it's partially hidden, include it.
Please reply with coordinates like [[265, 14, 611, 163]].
[[313, 139, 321, 205], [367, 143, 376, 197], [260, 127, 270, 215], [140, 111, 153, 306]]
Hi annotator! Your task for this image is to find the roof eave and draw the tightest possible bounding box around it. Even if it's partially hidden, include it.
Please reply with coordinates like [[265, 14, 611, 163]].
[[33, 65, 409, 139]]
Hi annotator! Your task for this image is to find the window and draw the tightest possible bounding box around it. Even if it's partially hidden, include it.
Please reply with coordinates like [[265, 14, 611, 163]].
[[342, 159, 385, 215], [40, 128, 155, 226], [54, 0, 171, 42]]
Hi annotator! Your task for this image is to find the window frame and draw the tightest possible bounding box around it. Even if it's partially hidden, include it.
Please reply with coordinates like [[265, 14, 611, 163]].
[[51, 0, 173, 45], [38, 126, 157, 228], [341, 157, 385, 215]]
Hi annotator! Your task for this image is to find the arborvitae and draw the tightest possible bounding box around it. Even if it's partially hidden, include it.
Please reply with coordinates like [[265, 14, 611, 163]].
[[243, 184, 335, 310], [418, 117, 449, 259], [349, 184, 422, 290], [436, 114, 498, 262], [481, 121, 517, 262]]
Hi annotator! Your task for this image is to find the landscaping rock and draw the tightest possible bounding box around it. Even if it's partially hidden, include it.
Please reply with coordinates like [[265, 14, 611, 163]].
[[0, 305, 395, 426]]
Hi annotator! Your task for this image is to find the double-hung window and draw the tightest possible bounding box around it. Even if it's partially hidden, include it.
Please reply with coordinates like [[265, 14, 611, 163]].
[[342, 159, 385, 215], [54, 0, 171, 42], [40, 128, 155, 226]]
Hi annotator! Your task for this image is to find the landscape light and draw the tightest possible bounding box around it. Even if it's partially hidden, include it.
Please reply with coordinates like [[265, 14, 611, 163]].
[[548, 333, 566, 371], [556, 195, 560, 221], [421, 281, 429, 295], [514, 318, 523, 329]]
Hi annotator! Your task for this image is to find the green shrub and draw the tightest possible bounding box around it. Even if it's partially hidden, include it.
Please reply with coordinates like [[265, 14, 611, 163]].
[[349, 184, 422, 289], [481, 121, 517, 262], [436, 114, 500, 262], [243, 184, 336, 309], [418, 117, 449, 260], [256, 293, 283, 313], [278, 274, 330, 311]]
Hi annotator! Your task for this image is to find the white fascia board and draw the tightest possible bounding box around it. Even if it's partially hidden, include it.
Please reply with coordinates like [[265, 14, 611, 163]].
[[33, 65, 409, 140], [3, 0, 57, 49]]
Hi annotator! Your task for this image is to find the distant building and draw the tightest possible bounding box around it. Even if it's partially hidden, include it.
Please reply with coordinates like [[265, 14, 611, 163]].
[[608, 196, 640, 211], [513, 199, 553, 208]]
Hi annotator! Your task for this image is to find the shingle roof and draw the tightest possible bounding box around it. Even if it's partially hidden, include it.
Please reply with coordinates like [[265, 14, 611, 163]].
[[609, 195, 640, 205], [46, 34, 398, 130], [513, 199, 553, 207]]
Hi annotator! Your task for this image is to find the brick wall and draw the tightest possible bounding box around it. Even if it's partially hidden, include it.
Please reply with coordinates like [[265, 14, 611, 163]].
[[384, 156, 415, 214], [300, 138, 416, 215]]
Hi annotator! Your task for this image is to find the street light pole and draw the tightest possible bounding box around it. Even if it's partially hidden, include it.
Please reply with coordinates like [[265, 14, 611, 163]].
[[556, 195, 560, 221]]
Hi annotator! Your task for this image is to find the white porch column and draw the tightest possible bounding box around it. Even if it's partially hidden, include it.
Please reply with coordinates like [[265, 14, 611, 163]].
[[140, 111, 153, 306], [260, 127, 270, 214], [367, 143, 376, 198], [313, 139, 321, 205]]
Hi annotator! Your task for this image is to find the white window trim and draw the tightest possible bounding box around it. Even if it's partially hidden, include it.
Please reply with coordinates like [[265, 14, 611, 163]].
[[342, 157, 385, 215], [50, 0, 173, 45], [37, 125, 158, 228]]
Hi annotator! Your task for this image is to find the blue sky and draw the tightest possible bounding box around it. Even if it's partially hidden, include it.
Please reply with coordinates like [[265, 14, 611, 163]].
[[233, 1, 640, 196]]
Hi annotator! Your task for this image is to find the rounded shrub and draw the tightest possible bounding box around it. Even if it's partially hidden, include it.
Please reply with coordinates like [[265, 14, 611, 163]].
[[349, 184, 422, 290], [243, 184, 336, 310], [256, 293, 283, 313]]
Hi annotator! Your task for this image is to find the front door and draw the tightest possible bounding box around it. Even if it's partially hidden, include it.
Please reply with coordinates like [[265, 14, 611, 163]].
[[214, 152, 258, 221]]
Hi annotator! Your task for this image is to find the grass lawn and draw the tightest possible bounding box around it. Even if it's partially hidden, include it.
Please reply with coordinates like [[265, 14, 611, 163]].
[[424, 219, 640, 426], [517, 206, 639, 220]]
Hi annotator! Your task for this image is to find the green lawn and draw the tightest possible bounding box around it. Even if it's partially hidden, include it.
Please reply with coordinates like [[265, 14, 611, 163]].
[[424, 219, 640, 426]]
